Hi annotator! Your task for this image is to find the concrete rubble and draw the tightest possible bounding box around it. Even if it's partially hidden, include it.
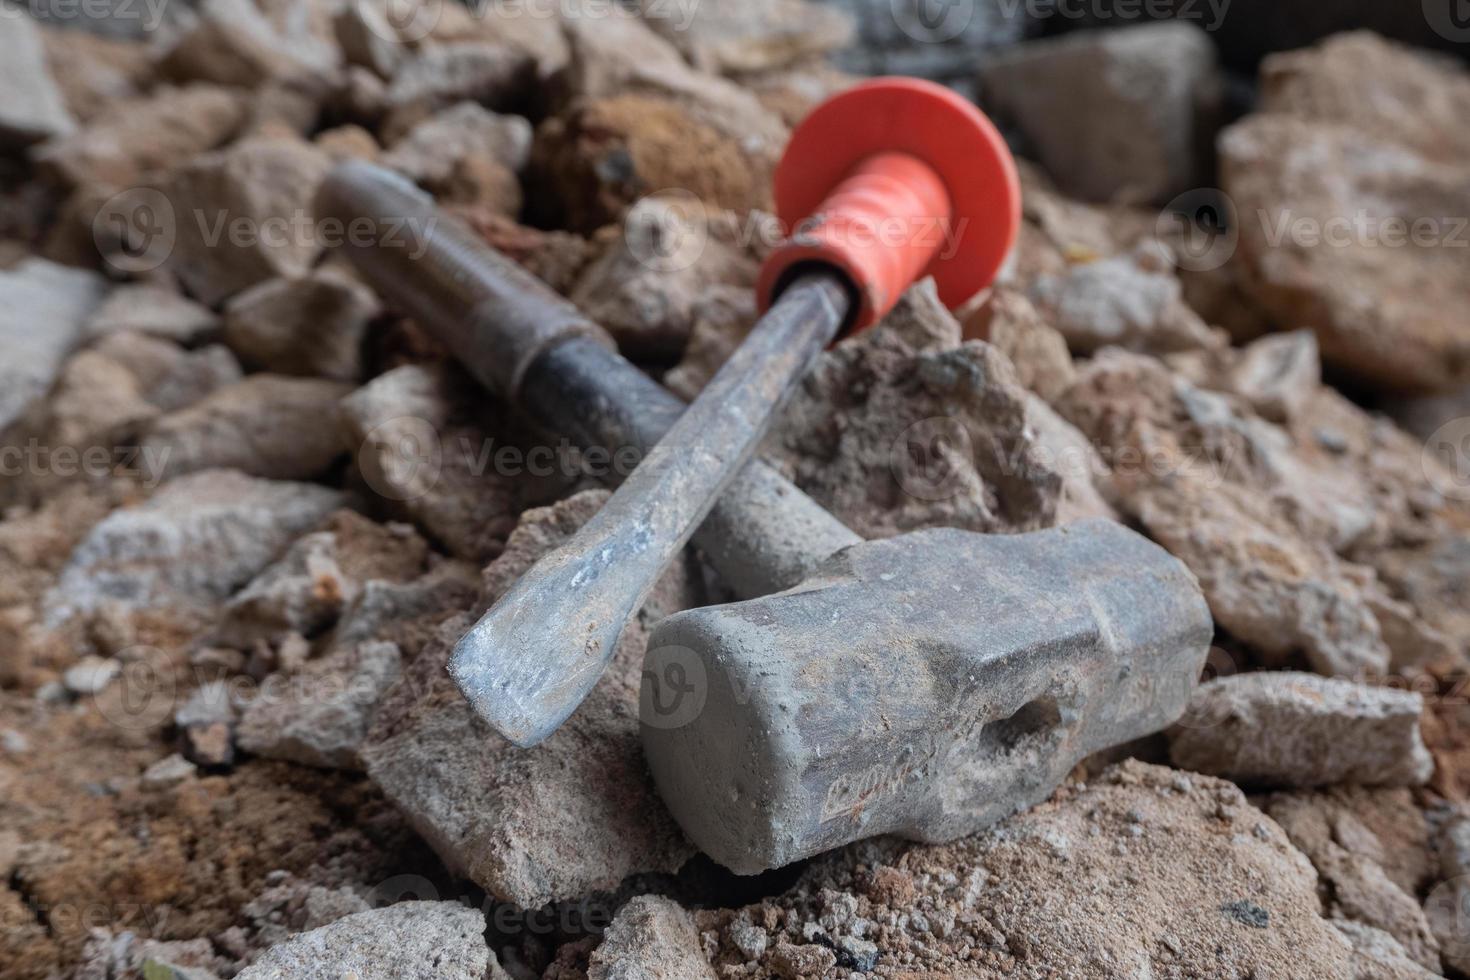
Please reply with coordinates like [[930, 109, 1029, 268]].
[[1169, 673, 1435, 789], [3, 6, 1470, 979]]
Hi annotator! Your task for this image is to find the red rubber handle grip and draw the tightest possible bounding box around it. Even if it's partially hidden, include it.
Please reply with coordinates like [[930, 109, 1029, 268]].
[[757, 78, 1021, 336]]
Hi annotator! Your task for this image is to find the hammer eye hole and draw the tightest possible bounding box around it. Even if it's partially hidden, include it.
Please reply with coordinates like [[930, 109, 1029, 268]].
[[981, 697, 1062, 752]]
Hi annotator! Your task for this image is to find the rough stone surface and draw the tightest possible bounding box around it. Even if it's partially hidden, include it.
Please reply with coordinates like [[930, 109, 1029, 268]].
[[382, 42, 533, 139], [33, 84, 245, 188], [340, 364, 570, 563], [1169, 673, 1434, 789], [85, 285, 221, 347], [762, 280, 1102, 539], [43, 470, 342, 624], [139, 375, 353, 483], [223, 273, 379, 381], [531, 13, 788, 231], [636, 0, 854, 75], [0, 258, 110, 436], [1056, 349, 1405, 677], [152, 136, 333, 306], [698, 761, 1374, 977], [237, 640, 403, 771], [158, 0, 338, 90], [570, 197, 760, 359], [361, 490, 700, 907], [1266, 789, 1441, 971], [1029, 245, 1224, 355], [962, 287, 1075, 404], [0, 12, 75, 147], [980, 22, 1221, 204], [587, 895, 716, 980], [212, 512, 428, 648], [235, 902, 489, 980], [1221, 35, 1470, 394], [381, 101, 531, 192]]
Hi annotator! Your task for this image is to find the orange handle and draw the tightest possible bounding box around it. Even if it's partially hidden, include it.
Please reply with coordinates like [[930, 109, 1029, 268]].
[[758, 152, 951, 336], [756, 78, 1022, 337]]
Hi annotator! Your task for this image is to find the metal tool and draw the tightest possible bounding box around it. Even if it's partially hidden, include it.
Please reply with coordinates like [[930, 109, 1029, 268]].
[[445, 77, 1025, 745], [316, 155, 1212, 876], [641, 524, 1213, 874]]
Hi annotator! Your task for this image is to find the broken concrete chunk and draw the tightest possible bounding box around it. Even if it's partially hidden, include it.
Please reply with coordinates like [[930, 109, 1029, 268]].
[[235, 902, 489, 980], [762, 280, 1088, 539], [341, 364, 569, 563], [332, 0, 404, 79], [1267, 791, 1441, 972], [570, 197, 760, 359], [158, 0, 339, 89], [141, 753, 198, 790], [636, 0, 854, 75], [237, 640, 403, 771], [980, 22, 1221, 204], [33, 84, 245, 189], [380, 101, 530, 215], [587, 896, 715, 980], [962, 287, 1075, 403], [89, 332, 242, 414], [44, 469, 342, 624], [153, 136, 333, 306], [1169, 673, 1434, 789], [0, 11, 75, 147], [63, 655, 119, 696], [1258, 32, 1470, 166], [382, 101, 532, 183], [533, 13, 788, 231], [0, 258, 110, 436], [362, 491, 699, 907], [1335, 921, 1440, 980], [213, 511, 428, 648], [1055, 350, 1398, 676], [139, 375, 353, 483], [1221, 111, 1470, 394], [223, 273, 378, 381], [701, 761, 1368, 976], [1171, 330, 1322, 425], [85, 285, 221, 347], [1029, 246, 1224, 356], [382, 42, 534, 139]]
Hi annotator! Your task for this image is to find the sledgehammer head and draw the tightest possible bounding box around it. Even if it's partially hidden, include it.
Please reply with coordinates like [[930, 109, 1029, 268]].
[[639, 520, 1212, 874]]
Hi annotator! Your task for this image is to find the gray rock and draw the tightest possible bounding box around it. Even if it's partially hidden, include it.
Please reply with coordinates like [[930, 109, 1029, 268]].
[[1169, 673, 1433, 789], [0, 11, 75, 146], [1029, 245, 1223, 355], [361, 491, 699, 907], [33, 83, 245, 188], [63, 655, 119, 695], [44, 469, 342, 624], [762, 280, 1094, 539], [139, 375, 353, 483], [85, 285, 221, 347], [981, 22, 1221, 204], [158, 0, 339, 89], [635, 0, 853, 74], [222, 273, 378, 382], [0, 258, 110, 435], [153, 136, 333, 306], [237, 640, 403, 771], [235, 901, 489, 980], [570, 197, 759, 359], [211, 524, 375, 648], [588, 896, 716, 980], [142, 753, 198, 790], [382, 101, 532, 185], [340, 364, 570, 563], [382, 42, 533, 139]]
